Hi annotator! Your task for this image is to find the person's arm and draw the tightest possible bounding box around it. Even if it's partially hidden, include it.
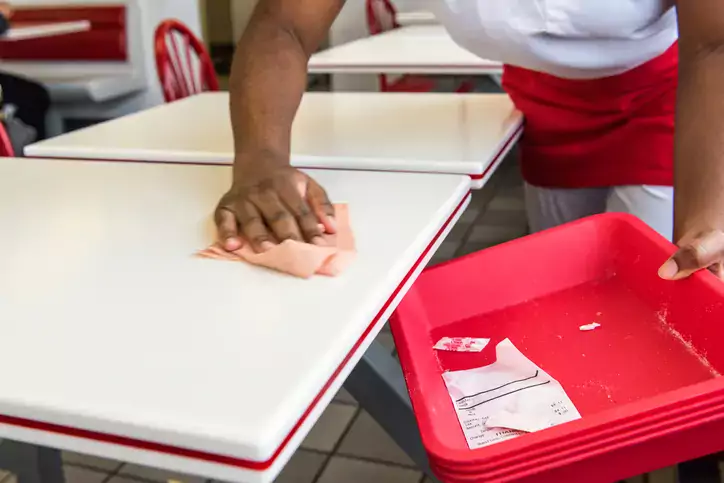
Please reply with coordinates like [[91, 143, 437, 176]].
[[216, 0, 345, 252], [659, 0, 724, 280]]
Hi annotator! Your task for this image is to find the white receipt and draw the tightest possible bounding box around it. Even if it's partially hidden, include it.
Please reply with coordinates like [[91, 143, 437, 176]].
[[442, 339, 581, 449]]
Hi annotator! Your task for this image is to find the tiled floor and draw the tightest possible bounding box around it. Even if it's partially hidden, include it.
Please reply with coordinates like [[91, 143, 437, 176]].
[[0, 158, 707, 482]]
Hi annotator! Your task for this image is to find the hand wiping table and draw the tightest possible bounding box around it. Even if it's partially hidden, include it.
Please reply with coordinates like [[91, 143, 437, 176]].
[[197, 203, 356, 278]]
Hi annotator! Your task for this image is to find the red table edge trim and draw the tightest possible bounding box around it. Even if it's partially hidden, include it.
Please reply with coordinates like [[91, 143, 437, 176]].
[[0, 190, 471, 473], [469, 123, 522, 180]]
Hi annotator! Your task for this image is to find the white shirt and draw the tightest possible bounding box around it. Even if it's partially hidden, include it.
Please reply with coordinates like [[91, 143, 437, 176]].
[[432, 0, 678, 79]]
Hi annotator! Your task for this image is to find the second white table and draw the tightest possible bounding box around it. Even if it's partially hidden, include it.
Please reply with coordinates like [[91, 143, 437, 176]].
[[25, 92, 523, 189], [308, 25, 502, 75]]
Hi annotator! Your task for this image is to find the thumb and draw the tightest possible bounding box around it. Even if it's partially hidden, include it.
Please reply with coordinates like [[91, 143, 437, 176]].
[[659, 230, 724, 280]]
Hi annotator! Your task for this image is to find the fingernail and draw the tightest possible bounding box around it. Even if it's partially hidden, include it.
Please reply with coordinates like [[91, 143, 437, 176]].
[[327, 216, 337, 231], [224, 237, 241, 251], [658, 259, 679, 279], [311, 236, 326, 246], [260, 241, 275, 252]]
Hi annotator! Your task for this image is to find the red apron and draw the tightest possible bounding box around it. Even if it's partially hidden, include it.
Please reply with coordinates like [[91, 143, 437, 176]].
[[502, 43, 678, 189]]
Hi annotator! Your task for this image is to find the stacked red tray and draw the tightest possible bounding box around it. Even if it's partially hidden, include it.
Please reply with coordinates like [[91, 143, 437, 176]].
[[391, 213, 724, 482]]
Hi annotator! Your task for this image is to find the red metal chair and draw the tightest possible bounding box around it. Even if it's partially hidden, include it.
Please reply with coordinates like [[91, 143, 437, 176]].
[[365, 0, 474, 93], [0, 122, 15, 157], [366, 0, 398, 36], [154, 19, 219, 103]]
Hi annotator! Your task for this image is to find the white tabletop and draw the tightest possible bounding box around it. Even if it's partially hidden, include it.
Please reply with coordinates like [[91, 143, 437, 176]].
[[0, 62, 144, 103], [25, 92, 522, 188], [1, 20, 90, 41], [0, 157, 469, 482], [308, 25, 502, 75], [396, 11, 437, 26]]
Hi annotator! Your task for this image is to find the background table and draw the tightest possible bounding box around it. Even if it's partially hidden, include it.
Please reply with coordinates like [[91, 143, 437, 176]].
[[1, 21, 90, 41], [308, 25, 502, 75], [25, 92, 522, 188], [0, 156, 469, 483], [395, 11, 437, 26]]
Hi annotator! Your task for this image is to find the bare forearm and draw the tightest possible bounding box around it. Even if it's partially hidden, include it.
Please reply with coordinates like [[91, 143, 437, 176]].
[[229, 16, 307, 167], [228, 0, 343, 175], [215, 0, 343, 251], [674, 49, 724, 240]]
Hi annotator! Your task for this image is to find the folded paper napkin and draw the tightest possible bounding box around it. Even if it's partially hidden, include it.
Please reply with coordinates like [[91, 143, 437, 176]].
[[197, 204, 355, 279]]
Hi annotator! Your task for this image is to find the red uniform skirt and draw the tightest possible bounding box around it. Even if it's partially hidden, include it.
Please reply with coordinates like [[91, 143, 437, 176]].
[[502, 43, 678, 188]]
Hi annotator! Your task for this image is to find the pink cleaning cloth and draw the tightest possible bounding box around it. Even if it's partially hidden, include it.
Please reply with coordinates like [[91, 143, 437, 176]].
[[197, 204, 355, 279]]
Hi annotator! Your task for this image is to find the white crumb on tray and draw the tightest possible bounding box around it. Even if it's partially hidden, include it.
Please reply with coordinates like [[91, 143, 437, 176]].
[[579, 322, 601, 331]]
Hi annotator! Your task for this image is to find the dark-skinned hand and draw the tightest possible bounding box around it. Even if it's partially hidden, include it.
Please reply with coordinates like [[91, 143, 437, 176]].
[[215, 159, 336, 253]]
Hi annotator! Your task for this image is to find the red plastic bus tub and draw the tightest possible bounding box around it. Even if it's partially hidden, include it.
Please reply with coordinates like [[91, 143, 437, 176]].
[[391, 213, 724, 483]]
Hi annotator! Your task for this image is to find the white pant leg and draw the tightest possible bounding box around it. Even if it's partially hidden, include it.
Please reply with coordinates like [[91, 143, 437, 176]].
[[606, 185, 674, 241], [524, 183, 609, 233]]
